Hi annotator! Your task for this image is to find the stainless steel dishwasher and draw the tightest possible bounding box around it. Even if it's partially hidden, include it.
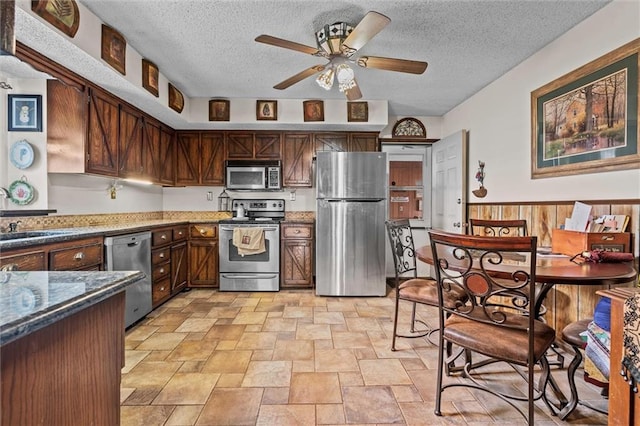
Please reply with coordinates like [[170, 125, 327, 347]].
[[104, 231, 152, 328]]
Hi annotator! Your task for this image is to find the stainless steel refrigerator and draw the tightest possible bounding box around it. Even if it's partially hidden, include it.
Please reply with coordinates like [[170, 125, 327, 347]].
[[315, 151, 388, 296]]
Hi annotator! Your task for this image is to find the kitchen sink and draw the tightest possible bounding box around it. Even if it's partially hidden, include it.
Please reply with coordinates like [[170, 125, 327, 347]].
[[0, 230, 74, 241]]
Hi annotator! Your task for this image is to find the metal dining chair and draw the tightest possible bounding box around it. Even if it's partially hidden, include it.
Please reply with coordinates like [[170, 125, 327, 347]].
[[469, 218, 528, 237], [429, 229, 556, 424]]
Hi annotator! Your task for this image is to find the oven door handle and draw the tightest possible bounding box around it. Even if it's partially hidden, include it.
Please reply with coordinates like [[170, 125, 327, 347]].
[[221, 274, 279, 279], [219, 226, 278, 232]]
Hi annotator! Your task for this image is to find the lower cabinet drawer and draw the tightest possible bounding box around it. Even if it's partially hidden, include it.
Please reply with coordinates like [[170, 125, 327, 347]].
[[0, 250, 46, 271], [153, 261, 170, 281], [49, 243, 103, 271], [152, 277, 171, 305], [152, 248, 170, 265]]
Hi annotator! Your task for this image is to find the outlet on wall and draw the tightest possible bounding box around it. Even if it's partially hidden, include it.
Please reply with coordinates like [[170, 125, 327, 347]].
[[290, 190, 296, 201]]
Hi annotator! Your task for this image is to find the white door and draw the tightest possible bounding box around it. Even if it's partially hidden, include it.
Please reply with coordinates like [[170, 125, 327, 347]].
[[431, 130, 467, 233]]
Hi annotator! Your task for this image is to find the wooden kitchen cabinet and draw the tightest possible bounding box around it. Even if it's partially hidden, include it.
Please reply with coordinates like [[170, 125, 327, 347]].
[[281, 222, 314, 288], [175, 132, 225, 186], [282, 133, 314, 187], [118, 103, 148, 180], [227, 132, 282, 160], [350, 132, 379, 152], [188, 223, 219, 288], [151, 225, 188, 307], [0, 237, 103, 272], [315, 132, 349, 153]]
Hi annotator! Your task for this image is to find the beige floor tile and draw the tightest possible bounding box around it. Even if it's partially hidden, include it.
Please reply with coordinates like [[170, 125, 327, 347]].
[[152, 372, 219, 405], [315, 348, 360, 372], [204, 323, 245, 340], [263, 317, 298, 332], [121, 405, 174, 426], [272, 339, 314, 361], [136, 332, 187, 351], [197, 388, 263, 425], [252, 349, 274, 360], [215, 373, 245, 387], [315, 404, 346, 425], [174, 318, 217, 333], [122, 387, 162, 405], [359, 358, 413, 385], [338, 371, 364, 386], [148, 312, 191, 326], [215, 339, 239, 350], [256, 404, 316, 425], [166, 339, 216, 361], [122, 361, 182, 388], [283, 306, 314, 318], [236, 331, 278, 350], [205, 306, 242, 319], [164, 405, 203, 425], [292, 360, 315, 372], [314, 311, 346, 325], [242, 360, 292, 387], [289, 372, 342, 404], [232, 311, 268, 325], [122, 350, 150, 374], [201, 349, 252, 373], [391, 385, 424, 402], [342, 385, 404, 424], [262, 386, 290, 404], [332, 331, 372, 349], [178, 361, 205, 373], [296, 323, 332, 340], [345, 317, 383, 332], [126, 325, 160, 341]]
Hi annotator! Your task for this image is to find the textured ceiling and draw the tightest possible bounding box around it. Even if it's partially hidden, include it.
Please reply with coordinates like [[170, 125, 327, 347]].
[[5, 0, 611, 122], [76, 0, 610, 117]]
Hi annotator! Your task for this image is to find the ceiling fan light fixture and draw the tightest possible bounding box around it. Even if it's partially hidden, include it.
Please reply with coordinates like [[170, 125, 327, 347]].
[[336, 63, 356, 92], [315, 66, 335, 90], [316, 22, 353, 55]]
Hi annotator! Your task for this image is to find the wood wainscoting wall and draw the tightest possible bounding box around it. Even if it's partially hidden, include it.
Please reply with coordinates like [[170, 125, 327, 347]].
[[468, 199, 639, 337]]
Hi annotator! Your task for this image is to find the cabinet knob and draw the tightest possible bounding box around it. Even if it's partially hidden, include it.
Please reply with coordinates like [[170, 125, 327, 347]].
[[200, 229, 206, 235], [294, 229, 301, 234], [159, 253, 165, 258], [159, 267, 165, 273], [74, 252, 85, 260], [161, 234, 167, 240], [160, 286, 165, 291], [178, 231, 183, 236]]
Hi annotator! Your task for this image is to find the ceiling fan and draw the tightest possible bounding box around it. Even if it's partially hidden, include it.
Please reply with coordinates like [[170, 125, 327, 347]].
[[255, 11, 428, 101]]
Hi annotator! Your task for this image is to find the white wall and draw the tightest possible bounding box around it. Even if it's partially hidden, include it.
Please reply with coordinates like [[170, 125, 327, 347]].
[[442, 0, 640, 203]]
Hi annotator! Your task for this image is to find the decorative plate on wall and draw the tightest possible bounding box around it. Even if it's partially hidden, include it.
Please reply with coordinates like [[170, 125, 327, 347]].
[[10, 139, 35, 169], [8, 178, 36, 205]]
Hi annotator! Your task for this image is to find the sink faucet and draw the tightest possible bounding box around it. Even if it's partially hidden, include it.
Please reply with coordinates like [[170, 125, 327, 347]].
[[7, 221, 21, 233]]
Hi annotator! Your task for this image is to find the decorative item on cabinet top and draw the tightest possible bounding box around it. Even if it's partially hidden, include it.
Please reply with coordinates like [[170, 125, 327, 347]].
[[256, 100, 277, 121], [209, 99, 230, 121], [142, 59, 159, 97], [10, 140, 35, 170], [32, 0, 80, 38], [347, 101, 368, 122], [392, 117, 426, 138], [101, 24, 126, 75], [168, 83, 184, 113], [303, 100, 324, 122]]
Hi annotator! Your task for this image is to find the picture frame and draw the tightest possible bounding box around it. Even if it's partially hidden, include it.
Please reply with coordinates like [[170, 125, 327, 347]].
[[209, 99, 230, 121], [8, 94, 42, 132], [531, 39, 639, 179], [303, 100, 324, 122], [101, 24, 126, 75], [142, 59, 159, 97], [32, 0, 80, 38], [168, 83, 184, 113], [347, 101, 368, 122], [256, 100, 277, 121]]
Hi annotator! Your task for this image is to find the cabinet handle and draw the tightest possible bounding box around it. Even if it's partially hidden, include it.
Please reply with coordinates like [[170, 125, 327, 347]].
[[159, 253, 165, 258], [159, 267, 165, 273], [161, 234, 167, 240], [294, 229, 301, 234], [178, 231, 183, 236], [160, 286, 165, 291], [200, 229, 206, 235], [1, 264, 18, 272], [74, 252, 85, 260]]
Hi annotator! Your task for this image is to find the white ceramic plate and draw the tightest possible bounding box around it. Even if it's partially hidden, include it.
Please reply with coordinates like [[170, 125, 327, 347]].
[[8, 179, 36, 205], [9, 140, 35, 169]]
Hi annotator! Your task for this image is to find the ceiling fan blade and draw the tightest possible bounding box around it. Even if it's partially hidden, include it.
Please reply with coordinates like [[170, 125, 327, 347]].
[[340, 11, 390, 57], [344, 78, 363, 101], [273, 65, 326, 90], [357, 56, 428, 74], [255, 35, 327, 58]]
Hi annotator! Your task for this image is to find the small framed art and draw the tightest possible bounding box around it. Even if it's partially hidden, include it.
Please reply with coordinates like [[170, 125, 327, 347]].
[[8, 94, 42, 132], [347, 101, 368, 122], [101, 24, 126, 75], [142, 59, 159, 97], [303, 100, 324, 122], [168, 83, 184, 113], [209, 99, 230, 121], [32, 0, 80, 38], [257, 100, 277, 120]]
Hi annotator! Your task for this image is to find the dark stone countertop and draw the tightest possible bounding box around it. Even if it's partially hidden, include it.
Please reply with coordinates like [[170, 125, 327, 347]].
[[0, 270, 145, 346]]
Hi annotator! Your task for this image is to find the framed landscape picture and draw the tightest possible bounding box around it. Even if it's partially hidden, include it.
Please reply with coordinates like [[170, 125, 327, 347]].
[[101, 24, 126, 75], [32, 0, 80, 38], [257, 100, 277, 121], [142, 59, 159, 97], [8, 94, 42, 132], [303, 100, 324, 122], [347, 101, 368, 122], [209, 99, 230, 121], [531, 39, 639, 178]]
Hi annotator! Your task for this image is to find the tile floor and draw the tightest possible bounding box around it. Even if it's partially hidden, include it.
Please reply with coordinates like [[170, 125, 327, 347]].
[[120, 288, 609, 425]]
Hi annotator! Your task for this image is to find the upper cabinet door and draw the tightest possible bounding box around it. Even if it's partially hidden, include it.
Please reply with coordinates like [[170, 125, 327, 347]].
[[175, 132, 201, 185], [282, 133, 314, 187], [157, 125, 176, 186], [86, 87, 119, 177], [118, 104, 146, 179], [255, 133, 282, 159], [200, 132, 226, 185], [350, 133, 379, 152], [226, 132, 254, 159], [315, 133, 348, 153]]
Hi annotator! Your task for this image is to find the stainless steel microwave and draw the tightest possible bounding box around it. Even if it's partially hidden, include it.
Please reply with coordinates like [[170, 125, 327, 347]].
[[225, 160, 282, 191]]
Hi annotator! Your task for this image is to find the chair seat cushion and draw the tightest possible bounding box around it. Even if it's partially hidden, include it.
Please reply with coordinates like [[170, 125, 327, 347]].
[[398, 278, 466, 308], [562, 318, 592, 349], [443, 312, 556, 365]]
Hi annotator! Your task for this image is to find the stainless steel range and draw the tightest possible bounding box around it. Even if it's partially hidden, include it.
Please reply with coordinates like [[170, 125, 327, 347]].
[[218, 198, 285, 292]]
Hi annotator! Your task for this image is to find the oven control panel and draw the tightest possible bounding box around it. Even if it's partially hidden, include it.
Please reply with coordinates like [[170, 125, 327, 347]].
[[231, 198, 285, 213]]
